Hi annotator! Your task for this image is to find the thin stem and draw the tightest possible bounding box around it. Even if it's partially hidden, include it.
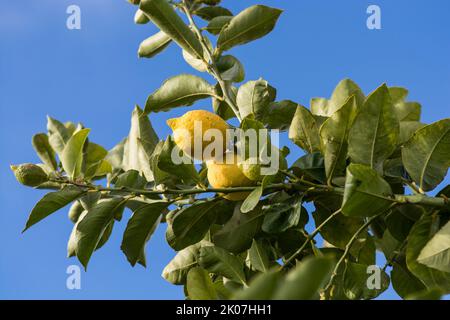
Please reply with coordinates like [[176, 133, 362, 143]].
[[181, 1, 242, 122], [281, 209, 342, 269], [322, 207, 394, 297]]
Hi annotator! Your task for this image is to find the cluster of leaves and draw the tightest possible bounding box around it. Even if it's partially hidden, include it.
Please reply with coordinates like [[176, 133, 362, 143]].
[[13, 0, 450, 300]]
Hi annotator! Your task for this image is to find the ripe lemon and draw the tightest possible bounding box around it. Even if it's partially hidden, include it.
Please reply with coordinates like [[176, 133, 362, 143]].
[[206, 153, 255, 201], [167, 110, 229, 161]]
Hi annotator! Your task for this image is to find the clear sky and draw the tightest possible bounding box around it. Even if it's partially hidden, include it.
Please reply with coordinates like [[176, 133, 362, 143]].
[[1, 0, 449, 299]]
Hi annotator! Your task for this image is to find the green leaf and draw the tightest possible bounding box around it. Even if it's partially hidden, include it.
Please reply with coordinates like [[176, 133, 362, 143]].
[[139, 0, 204, 59], [121, 200, 168, 267], [310, 79, 364, 117], [291, 152, 326, 183], [162, 242, 204, 285], [406, 214, 450, 292], [123, 106, 159, 181], [23, 186, 86, 231], [205, 16, 232, 35], [348, 84, 399, 171], [171, 200, 231, 250], [402, 119, 450, 191], [106, 138, 127, 172], [313, 194, 363, 248], [84, 142, 109, 179], [240, 187, 263, 214], [74, 198, 127, 269], [47, 116, 71, 154], [288, 105, 321, 153], [213, 205, 264, 254], [115, 170, 147, 189], [272, 257, 334, 300], [342, 164, 393, 217], [134, 9, 150, 24], [61, 128, 90, 180], [216, 55, 245, 83], [248, 239, 271, 272], [236, 79, 275, 120], [388, 86, 409, 104], [212, 84, 238, 120], [262, 100, 297, 131], [232, 269, 281, 300], [406, 287, 444, 300], [186, 267, 218, 300], [32, 133, 57, 171], [144, 74, 216, 113], [395, 102, 421, 122], [399, 121, 426, 145], [194, 6, 232, 21], [138, 31, 172, 58], [417, 220, 450, 273], [320, 96, 358, 183], [262, 198, 304, 234], [343, 262, 390, 300], [391, 258, 426, 299], [199, 245, 247, 285], [157, 136, 200, 184], [217, 5, 282, 51]]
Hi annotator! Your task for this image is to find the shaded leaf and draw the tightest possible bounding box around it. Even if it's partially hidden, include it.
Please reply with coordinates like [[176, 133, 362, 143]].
[[186, 267, 218, 300], [138, 31, 172, 58], [47, 116, 71, 154], [262, 100, 297, 131], [417, 220, 450, 273], [288, 105, 321, 153], [61, 128, 90, 180], [205, 16, 232, 35], [194, 6, 232, 21], [199, 245, 246, 284], [248, 239, 270, 272], [236, 79, 275, 120], [32, 133, 57, 170]]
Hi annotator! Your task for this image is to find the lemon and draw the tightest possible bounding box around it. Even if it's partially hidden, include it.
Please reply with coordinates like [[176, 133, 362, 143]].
[[167, 110, 229, 161], [68, 201, 84, 223], [11, 163, 48, 187], [239, 148, 288, 182], [206, 153, 255, 201]]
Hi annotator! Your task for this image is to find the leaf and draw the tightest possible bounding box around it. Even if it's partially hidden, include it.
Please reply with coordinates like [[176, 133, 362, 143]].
[[139, 0, 204, 59], [123, 106, 159, 181], [406, 214, 450, 292], [157, 136, 200, 184], [23, 186, 86, 231], [310, 79, 365, 117], [232, 269, 281, 300], [402, 119, 450, 191], [186, 267, 218, 300], [248, 239, 270, 272], [213, 205, 264, 254], [342, 164, 393, 217], [262, 100, 297, 131], [212, 83, 237, 120], [47, 116, 71, 154], [406, 288, 444, 300], [262, 199, 304, 234], [121, 200, 168, 267], [199, 245, 246, 284], [272, 257, 334, 300], [106, 138, 127, 172], [313, 194, 363, 248], [320, 96, 358, 183], [32, 133, 57, 170], [395, 102, 421, 122], [217, 5, 282, 51], [417, 220, 450, 273], [162, 242, 203, 285], [236, 79, 275, 120], [240, 187, 263, 214], [74, 198, 127, 269], [144, 74, 216, 113], [216, 55, 245, 83], [388, 86, 409, 104], [288, 105, 321, 153], [194, 6, 232, 21], [399, 121, 426, 145], [61, 128, 90, 180], [84, 142, 109, 179], [115, 170, 147, 189], [171, 200, 231, 250], [138, 31, 172, 58], [343, 262, 390, 300], [391, 258, 426, 299], [291, 152, 326, 183], [134, 9, 150, 24], [348, 84, 400, 171], [205, 16, 232, 35]]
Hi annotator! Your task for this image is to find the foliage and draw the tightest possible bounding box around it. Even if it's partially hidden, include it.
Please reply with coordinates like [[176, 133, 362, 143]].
[[11, 0, 450, 300]]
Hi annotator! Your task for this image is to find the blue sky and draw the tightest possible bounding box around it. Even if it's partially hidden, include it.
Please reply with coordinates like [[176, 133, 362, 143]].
[[1, 0, 449, 299]]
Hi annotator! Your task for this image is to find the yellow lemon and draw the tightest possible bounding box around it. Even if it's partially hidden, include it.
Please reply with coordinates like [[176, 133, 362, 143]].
[[206, 153, 255, 201], [167, 110, 229, 161]]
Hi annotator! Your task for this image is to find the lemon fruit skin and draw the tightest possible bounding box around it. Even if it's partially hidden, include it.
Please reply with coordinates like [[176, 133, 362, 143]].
[[167, 110, 229, 161], [206, 154, 255, 201], [239, 149, 288, 182], [11, 163, 48, 187]]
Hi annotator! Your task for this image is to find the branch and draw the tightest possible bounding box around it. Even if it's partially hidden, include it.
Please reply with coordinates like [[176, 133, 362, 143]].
[[321, 207, 394, 298], [180, 1, 242, 122]]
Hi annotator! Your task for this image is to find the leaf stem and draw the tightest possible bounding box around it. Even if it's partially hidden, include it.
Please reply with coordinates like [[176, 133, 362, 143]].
[[181, 1, 242, 122]]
